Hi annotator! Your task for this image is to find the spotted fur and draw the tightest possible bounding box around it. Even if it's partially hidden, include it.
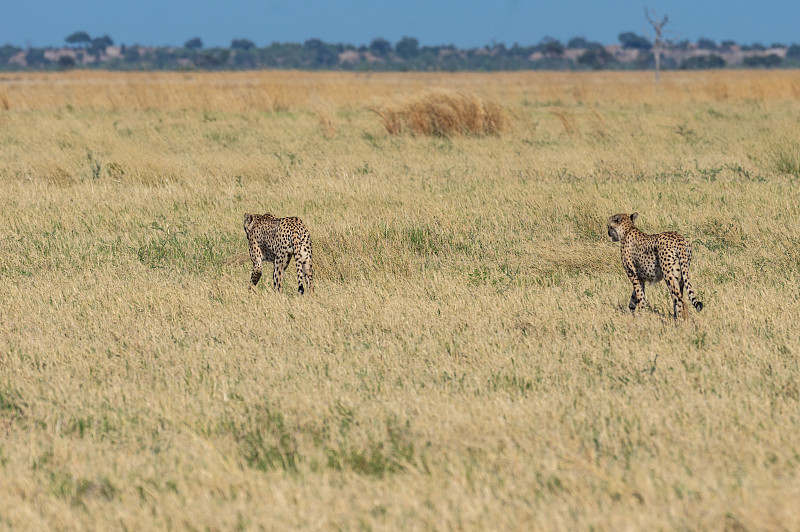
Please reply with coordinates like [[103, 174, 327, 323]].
[[607, 212, 702, 320], [244, 212, 313, 295]]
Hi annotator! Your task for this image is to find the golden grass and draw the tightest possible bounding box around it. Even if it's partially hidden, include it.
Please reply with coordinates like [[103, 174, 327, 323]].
[[1, 70, 800, 530], [370, 90, 506, 136], [1, 69, 800, 112]]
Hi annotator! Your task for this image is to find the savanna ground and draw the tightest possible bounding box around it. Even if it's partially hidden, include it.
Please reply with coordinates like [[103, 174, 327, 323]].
[[1, 70, 800, 531]]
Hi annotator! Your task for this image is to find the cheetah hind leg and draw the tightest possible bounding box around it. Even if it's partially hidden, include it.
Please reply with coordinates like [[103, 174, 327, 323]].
[[273, 254, 290, 292], [295, 255, 306, 295], [302, 253, 314, 294], [303, 260, 313, 294], [296, 250, 312, 295], [667, 276, 688, 321]]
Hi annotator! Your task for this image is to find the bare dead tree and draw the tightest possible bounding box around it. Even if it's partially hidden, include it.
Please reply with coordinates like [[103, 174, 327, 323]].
[[645, 8, 669, 82]]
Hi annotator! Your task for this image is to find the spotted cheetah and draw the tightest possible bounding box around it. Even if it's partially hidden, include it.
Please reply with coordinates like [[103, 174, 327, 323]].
[[607, 212, 702, 320], [244, 212, 313, 295]]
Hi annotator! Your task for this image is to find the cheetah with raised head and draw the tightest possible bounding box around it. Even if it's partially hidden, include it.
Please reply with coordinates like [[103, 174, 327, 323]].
[[244, 212, 313, 295], [607, 212, 702, 320]]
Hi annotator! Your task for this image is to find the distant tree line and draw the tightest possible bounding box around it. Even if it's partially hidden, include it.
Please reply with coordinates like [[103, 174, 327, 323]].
[[0, 30, 798, 71]]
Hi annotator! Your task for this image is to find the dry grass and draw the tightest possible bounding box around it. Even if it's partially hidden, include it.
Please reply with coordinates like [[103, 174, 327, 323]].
[[1, 70, 800, 531], [370, 90, 506, 136], [1, 70, 799, 112], [314, 107, 338, 139]]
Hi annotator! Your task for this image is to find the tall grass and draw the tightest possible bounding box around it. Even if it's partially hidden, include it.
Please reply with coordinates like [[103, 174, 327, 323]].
[[1, 70, 799, 112], [0, 70, 799, 530], [765, 140, 800, 176], [370, 90, 506, 136]]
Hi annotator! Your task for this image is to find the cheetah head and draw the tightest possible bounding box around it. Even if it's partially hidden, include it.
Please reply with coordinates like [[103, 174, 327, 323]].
[[607, 212, 638, 242], [243, 213, 255, 235], [244, 212, 277, 236]]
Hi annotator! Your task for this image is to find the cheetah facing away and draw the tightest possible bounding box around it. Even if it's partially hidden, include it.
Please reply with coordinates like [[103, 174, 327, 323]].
[[607, 212, 702, 320], [244, 213, 313, 295]]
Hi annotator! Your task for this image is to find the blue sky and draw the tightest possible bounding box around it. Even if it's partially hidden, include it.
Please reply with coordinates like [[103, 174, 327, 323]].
[[3, 0, 798, 49]]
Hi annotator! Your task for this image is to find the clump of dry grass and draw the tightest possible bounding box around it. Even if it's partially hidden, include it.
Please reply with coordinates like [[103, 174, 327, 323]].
[[765, 140, 800, 177], [31, 158, 76, 186], [549, 109, 574, 135], [371, 90, 506, 136], [314, 108, 337, 139]]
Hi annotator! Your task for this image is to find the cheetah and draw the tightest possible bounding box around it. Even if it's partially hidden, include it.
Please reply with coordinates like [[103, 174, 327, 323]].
[[607, 212, 703, 320], [244, 212, 313, 295]]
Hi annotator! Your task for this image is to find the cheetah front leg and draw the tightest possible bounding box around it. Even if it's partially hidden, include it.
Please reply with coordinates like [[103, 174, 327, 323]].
[[625, 266, 646, 313], [249, 248, 263, 293], [629, 281, 646, 313], [273, 253, 290, 292]]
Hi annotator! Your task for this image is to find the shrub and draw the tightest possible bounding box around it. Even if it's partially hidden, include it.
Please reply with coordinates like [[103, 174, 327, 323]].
[[742, 54, 782, 68], [681, 54, 725, 69], [231, 39, 255, 51], [618, 32, 651, 50], [577, 46, 615, 69], [697, 38, 718, 50], [57, 56, 76, 70], [184, 37, 203, 50]]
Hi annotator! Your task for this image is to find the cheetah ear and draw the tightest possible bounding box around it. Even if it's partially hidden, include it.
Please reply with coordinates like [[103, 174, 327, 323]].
[[631, 212, 639, 223], [244, 213, 253, 231], [612, 214, 622, 223]]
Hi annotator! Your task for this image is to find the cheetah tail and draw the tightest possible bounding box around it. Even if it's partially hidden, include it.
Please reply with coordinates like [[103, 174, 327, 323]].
[[681, 242, 703, 313], [291, 228, 302, 255], [684, 276, 703, 312]]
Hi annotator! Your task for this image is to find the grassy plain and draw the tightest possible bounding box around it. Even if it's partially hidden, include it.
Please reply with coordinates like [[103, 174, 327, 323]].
[[1, 70, 800, 530]]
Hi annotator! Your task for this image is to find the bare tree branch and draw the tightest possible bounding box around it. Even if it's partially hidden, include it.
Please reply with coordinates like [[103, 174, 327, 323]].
[[645, 8, 670, 82]]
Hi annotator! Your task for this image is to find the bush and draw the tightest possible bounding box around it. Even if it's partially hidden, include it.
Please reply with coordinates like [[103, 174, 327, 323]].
[[395, 37, 419, 59], [369, 38, 392, 57], [541, 39, 565, 56], [697, 38, 717, 50], [57, 56, 76, 70], [231, 39, 255, 51], [618, 32, 651, 50], [577, 46, 615, 69], [567, 37, 590, 49], [0, 44, 21, 63], [742, 54, 782, 68], [184, 37, 203, 50], [681, 54, 725, 69]]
